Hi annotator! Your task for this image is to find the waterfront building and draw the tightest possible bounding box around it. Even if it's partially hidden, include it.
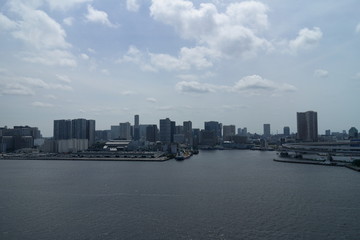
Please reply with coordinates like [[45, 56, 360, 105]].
[[160, 118, 172, 144], [204, 121, 222, 142], [297, 111, 318, 142], [54, 120, 72, 140], [146, 125, 158, 142], [183, 121, 193, 146], [192, 128, 200, 148], [263, 124, 271, 137], [223, 125, 236, 141], [72, 119, 87, 139], [110, 125, 121, 140], [134, 115, 140, 141], [284, 126, 290, 136], [173, 134, 185, 144], [349, 127, 358, 139], [119, 122, 131, 140], [0, 125, 41, 152], [86, 120, 96, 146], [200, 130, 217, 147]]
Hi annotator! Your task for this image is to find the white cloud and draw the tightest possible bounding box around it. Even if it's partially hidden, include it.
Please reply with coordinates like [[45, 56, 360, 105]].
[[127, 0, 140, 12], [31, 101, 54, 107], [175, 81, 218, 93], [176, 75, 296, 95], [21, 77, 73, 91], [356, 23, 360, 33], [0, 83, 35, 96], [80, 53, 90, 60], [56, 74, 71, 83], [85, 5, 117, 28], [288, 27, 323, 54], [150, 0, 272, 59], [233, 75, 296, 93], [63, 17, 74, 26], [146, 97, 157, 103], [118, 46, 157, 72], [0, 13, 18, 31], [314, 69, 329, 78], [121, 90, 136, 95], [3, 2, 77, 67]]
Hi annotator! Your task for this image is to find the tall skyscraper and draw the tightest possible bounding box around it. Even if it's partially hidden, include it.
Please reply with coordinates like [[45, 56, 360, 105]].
[[119, 122, 131, 140], [297, 111, 318, 142], [204, 121, 222, 138], [146, 125, 158, 142], [183, 121, 193, 146], [54, 118, 95, 146], [283, 126, 290, 136], [159, 118, 172, 144], [263, 124, 271, 137], [134, 115, 140, 141], [223, 125, 235, 141]]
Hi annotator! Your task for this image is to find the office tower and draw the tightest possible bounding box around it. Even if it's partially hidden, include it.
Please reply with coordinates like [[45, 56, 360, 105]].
[[160, 118, 172, 144], [53, 119, 72, 140], [325, 129, 331, 136], [171, 121, 176, 143], [183, 121, 193, 146], [192, 128, 200, 147], [242, 127, 247, 136], [110, 125, 121, 139], [223, 125, 235, 141], [146, 125, 158, 142], [134, 115, 140, 141], [283, 126, 290, 136], [72, 119, 87, 139], [297, 111, 318, 142], [119, 122, 131, 140], [86, 120, 96, 146], [204, 121, 222, 139], [263, 124, 270, 137]]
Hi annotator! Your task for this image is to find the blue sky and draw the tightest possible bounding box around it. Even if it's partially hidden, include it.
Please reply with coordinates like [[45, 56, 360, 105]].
[[0, 0, 359, 137]]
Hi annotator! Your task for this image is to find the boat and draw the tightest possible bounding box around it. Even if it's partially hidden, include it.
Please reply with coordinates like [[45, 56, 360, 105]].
[[175, 150, 192, 161]]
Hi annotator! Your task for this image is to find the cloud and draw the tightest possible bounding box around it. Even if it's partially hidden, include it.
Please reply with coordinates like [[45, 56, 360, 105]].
[[146, 97, 157, 103], [21, 77, 73, 91], [233, 75, 296, 93], [0, 13, 18, 31], [121, 90, 136, 95], [356, 23, 360, 33], [63, 17, 74, 26], [3, 2, 77, 66], [0, 83, 35, 96], [56, 74, 71, 83], [288, 27, 322, 54], [175, 81, 218, 93], [118, 46, 157, 72], [31, 101, 54, 107], [80, 53, 90, 60], [314, 69, 329, 78], [150, 0, 272, 59], [176, 75, 296, 95], [127, 0, 140, 12], [85, 5, 117, 28]]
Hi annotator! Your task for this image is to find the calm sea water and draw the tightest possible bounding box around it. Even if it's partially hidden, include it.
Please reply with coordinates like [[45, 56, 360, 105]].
[[1, 150, 359, 240]]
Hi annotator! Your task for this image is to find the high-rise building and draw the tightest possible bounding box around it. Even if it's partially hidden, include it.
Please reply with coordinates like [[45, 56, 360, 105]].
[[204, 121, 222, 142], [160, 118, 172, 144], [53, 118, 95, 146], [263, 124, 271, 137], [283, 126, 290, 136], [134, 115, 140, 141], [223, 125, 235, 141], [349, 127, 358, 139], [183, 121, 193, 146], [297, 111, 318, 142], [53, 120, 72, 140], [146, 125, 158, 142], [119, 122, 131, 140]]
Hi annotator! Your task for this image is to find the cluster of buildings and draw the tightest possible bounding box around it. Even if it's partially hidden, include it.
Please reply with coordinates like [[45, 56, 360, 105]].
[[0, 111, 358, 154]]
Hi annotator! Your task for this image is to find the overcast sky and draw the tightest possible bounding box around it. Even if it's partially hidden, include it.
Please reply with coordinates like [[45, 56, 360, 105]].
[[0, 0, 359, 137]]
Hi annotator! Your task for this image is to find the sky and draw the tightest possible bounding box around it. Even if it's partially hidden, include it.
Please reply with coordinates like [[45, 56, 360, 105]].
[[0, 0, 359, 137]]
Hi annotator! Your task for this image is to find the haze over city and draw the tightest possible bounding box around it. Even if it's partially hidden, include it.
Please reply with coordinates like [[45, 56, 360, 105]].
[[0, 0, 359, 136]]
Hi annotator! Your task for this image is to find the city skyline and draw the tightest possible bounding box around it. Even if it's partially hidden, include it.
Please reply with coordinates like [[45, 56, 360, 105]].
[[0, 0, 359, 136]]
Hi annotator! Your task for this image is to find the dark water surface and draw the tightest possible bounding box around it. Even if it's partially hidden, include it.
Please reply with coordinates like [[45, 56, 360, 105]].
[[1, 150, 359, 239]]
